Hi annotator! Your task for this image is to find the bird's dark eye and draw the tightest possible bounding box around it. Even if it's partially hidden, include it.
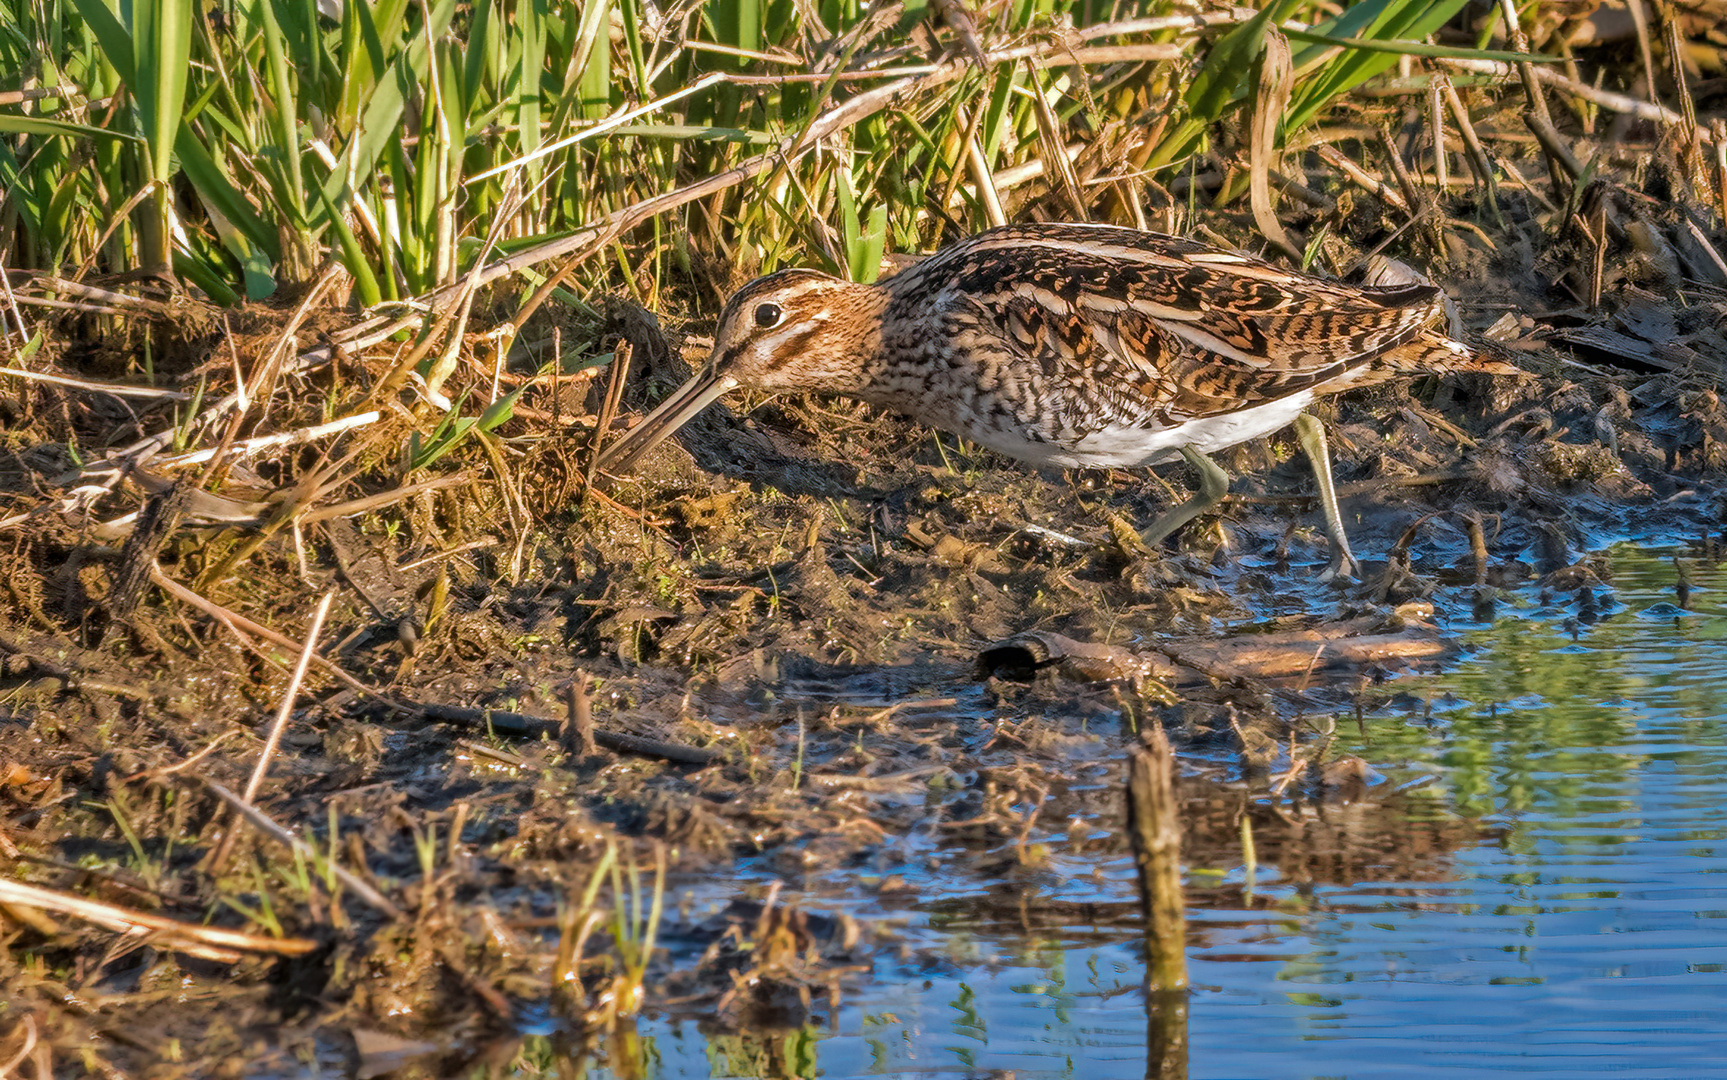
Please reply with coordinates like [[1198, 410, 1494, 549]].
[[753, 302, 783, 328]]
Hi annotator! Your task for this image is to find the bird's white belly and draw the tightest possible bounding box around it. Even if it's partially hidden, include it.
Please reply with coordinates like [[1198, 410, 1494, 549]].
[[957, 391, 1315, 469]]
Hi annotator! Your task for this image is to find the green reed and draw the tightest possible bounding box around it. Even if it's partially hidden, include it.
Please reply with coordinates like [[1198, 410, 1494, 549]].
[[0, 0, 1536, 307]]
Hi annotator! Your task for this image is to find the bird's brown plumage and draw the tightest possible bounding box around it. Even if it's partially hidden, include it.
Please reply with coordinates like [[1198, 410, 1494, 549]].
[[597, 221, 1503, 474]]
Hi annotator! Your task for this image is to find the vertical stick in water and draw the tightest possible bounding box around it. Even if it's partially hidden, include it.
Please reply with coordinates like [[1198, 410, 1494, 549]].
[[1129, 723, 1189, 1077], [1127, 724, 1188, 990]]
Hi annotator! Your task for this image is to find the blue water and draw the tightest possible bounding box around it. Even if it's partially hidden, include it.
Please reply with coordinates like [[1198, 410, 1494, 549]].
[[586, 545, 1727, 1079]]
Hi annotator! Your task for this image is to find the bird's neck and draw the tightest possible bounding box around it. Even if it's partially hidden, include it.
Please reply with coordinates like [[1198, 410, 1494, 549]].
[[806, 283, 892, 394]]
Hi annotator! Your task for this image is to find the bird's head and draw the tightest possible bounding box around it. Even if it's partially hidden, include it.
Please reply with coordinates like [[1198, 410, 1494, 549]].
[[706, 268, 885, 391], [594, 267, 886, 474]]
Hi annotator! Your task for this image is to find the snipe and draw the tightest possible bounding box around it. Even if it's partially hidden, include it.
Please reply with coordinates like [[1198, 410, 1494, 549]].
[[595, 222, 1509, 578]]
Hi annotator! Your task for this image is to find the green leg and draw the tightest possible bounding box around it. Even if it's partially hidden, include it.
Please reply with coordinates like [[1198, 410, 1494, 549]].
[[1293, 412, 1361, 582], [1141, 445, 1231, 549]]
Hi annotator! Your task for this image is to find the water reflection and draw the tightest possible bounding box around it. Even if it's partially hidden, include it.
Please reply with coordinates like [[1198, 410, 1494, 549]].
[[556, 544, 1727, 1080]]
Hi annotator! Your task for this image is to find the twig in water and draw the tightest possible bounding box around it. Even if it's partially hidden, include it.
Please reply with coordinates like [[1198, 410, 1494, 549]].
[[1125, 726, 1187, 992], [421, 702, 719, 765], [566, 670, 599, 756]]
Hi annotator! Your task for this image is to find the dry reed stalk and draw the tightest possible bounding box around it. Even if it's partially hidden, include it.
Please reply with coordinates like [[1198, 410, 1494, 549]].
[[1248, 31, 1300, 263], [297, 473, 472, 525], [588, 339, 634, 486], [1490, 0, 1573, 196], [154, 411, 385, 470], [0, 367, 190, 401], [13, 275, 171, 314], [0, 1012, 45, 1080], [196, 315, 255, 491], [1715, 120, 1727, 225], [0, 267, 30, 353], [76, 184, 167, 283], [394, 537, 497, 573], [724, 41, 1184, 85], [307, 139, 392, 267], [1428, 79, 1448, 192], [1586, 200, 1609, 307], [1021, 59, 1088, 222], [208, 589, 333, 872], [0, 879, 320, 960], [1377, 127, 1425, 214], [471, 74, 732, 185], [475, 425, 532, 582], [1660, 6, 1706, 187], [1314, 144, 1411, 212], [1438, 55, 1721, 148], [965, 119, 1009, 228], [420, 181, 535, 403], [241, 590, 336, 806], [4, 294, 133, 317], [1440, 77, 1498, 207], [0, 87, 70, 106]]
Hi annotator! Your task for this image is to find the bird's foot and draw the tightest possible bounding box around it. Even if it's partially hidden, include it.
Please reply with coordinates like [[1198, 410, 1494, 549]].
[[1139, 446, 1231, 550], [1319, 547, 1362, 584]]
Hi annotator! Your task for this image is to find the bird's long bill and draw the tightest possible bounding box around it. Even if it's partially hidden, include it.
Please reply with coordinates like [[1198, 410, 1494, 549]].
[[593, 368, 739, 475]]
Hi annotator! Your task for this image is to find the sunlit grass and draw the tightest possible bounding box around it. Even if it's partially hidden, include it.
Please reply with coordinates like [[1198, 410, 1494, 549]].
[[0, 0, 1542, 308]]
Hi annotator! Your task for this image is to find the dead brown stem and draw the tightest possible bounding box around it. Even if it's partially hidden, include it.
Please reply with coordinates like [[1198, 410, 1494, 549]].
[[0, 879, 319, 961], [147, 562, 390, 703]]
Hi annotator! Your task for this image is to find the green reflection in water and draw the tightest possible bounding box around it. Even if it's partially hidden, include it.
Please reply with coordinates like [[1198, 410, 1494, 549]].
[[1339, 547, 1727, 840]]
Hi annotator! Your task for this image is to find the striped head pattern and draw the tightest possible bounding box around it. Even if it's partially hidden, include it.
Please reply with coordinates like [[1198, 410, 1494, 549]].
[[706, 268, 887, 392]]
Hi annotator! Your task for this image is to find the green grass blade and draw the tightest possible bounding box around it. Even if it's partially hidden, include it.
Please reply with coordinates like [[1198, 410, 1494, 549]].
[[175, 129, 281, 257], [514, 0, 546, 183], [63, 0, 136, 86], [316, 184, 383, 305], [574, 0, 614, 120], [1285, 0, 1476, 131], [1184, 0, 1303, 123], [1283, 26, 1544, 63], [132, 0, 193, 183], [255, 0, 309, 228], [0, 114, 143, 141]]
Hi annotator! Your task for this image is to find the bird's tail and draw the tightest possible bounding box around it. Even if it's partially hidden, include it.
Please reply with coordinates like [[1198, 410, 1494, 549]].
[[1358, 255, 1523, 378], [1379, 329, 1523, 377], [1317, 329, 1522, 396]]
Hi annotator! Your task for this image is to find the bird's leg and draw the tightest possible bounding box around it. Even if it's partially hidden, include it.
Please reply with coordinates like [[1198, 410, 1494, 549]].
[[1140, 446, 1231, 550], [1293, 412, 1361, 582]]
